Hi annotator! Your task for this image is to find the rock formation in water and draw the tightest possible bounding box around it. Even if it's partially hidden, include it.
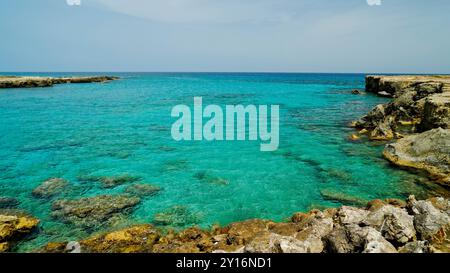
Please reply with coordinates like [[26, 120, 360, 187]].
[[352, 75, 450, 185], [0, 213, 39, 252], [0, 76, 119, 88], [35, 196, 449, 253]]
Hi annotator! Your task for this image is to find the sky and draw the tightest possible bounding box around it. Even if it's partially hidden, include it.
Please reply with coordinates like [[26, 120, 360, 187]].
[[0, 0, 449, 73]]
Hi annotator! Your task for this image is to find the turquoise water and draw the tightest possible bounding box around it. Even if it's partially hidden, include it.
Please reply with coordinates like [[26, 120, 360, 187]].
[[0, 73, 445, 251]]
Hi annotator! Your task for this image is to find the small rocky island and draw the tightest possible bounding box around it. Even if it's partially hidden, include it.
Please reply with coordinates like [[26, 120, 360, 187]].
[[0, 75, 119, 89]]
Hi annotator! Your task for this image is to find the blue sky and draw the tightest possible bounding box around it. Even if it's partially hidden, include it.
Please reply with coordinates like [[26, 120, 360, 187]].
[[1, 0, 449, 73]]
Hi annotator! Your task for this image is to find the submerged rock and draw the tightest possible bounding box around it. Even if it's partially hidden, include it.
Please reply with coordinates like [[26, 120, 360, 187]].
[[125, 184, 161, 197], [383, 128, 450, 184], [194, 171, 229, 185], [0, 197, 20, 209], [32, 178, 69, 198], [153, 206, 201, 227], [0, 213, 39, 252], [51, 195, 140, 228], [320, 189, 369, 207], [78, 174, 140, 188]]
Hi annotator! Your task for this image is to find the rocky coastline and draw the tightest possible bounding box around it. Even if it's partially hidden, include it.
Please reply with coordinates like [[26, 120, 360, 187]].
[[0, 75, 119, 89], [1, 74, 449, 253], [351, 75, 450, 186]]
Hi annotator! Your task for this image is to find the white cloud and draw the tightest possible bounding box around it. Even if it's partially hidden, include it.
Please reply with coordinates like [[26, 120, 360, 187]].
[[367, 0, 382, 6], [67, 0, 81, 6], [94, 0, 300, 24]]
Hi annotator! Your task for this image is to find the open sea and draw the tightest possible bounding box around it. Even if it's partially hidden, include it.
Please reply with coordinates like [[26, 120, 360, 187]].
[[0, 73, 446, 251]]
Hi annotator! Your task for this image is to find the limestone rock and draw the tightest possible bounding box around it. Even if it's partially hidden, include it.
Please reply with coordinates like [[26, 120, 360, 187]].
[[0, 213, 39, 252], [362, 204, 416, 244], [420, 93, 450, 131], [51, 195, 140, 228], [32, 178, 69, 198], [384, 128, 450, 184], [407, 196, 450, 240]]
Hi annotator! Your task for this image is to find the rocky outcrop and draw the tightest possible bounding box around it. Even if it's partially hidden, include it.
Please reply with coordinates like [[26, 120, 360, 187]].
[[383, 128, 450, 185], [37, 196, 450, 253], [0, 76, 119, 89], [51, 195, 140, 228], [32, 178, 69, 198], [353, 76, 450, 185], [0, 213, 39, 252]]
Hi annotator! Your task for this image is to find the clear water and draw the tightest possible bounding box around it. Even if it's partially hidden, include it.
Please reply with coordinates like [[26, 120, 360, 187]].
[[0, 73, 445, 251]]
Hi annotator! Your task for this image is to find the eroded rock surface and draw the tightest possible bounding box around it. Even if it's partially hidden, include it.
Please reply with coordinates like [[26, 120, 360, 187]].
[[32, 178, 69, 198], [51, 195, 140, 228], [0, 213, 39, 252], [37, 196, 450, 253], [0, 76, 118, 88]]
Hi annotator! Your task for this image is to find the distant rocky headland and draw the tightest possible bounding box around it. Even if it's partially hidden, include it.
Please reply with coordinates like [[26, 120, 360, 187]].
[[0, 75, 119, 89], [1, 74, 449, 253]]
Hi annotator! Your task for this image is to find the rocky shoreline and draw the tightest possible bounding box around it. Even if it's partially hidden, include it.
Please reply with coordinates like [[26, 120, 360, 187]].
[[352, 75, 450, 186], [27, 195, 449, 253], [0, 75, 119, 88], [1, 74, 449, 253]]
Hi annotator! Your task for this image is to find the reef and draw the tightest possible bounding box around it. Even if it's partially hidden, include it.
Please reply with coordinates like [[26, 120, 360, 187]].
[[35, 196, 449, 253], [352, 75, 450, 185], [0, 75, 119, 89]]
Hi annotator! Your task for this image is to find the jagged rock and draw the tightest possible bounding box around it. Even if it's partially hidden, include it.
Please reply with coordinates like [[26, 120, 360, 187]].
[[398, 241, 430, 253], [125, 184, 161, 197], [351, 89, 363, 95], [32, 178, 69, 198], [0, 197, 20, 209], [378, 91, 392, 97], [420, 93, 450, 131], [0, 214, 40, 252], [337, 206, 370, 225], [51, 195, 140, 228], [369, 116, 395, 140], [384, 128, 450, 184], [407, 196, 450, 240], [362, 227, 398, 253], [362, 204, 416, 244], [320, 189, 368, 207]]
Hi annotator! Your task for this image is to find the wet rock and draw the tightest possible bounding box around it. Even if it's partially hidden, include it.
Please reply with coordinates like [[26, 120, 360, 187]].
[[153, 227, 213, 253], [153, 206, 201, 227], [351, 89, 363, 95], [32, 178, 69, 198], [194, 171, 229, 185], [320, 189, 368, 207], [125, 184, 161, 197], [0, 213, 40, 252], [79, 174, 141, 188], [51, 195, 140, 228], [81, 225, 159, 253], [0, 197, 20, 209], [407, 196, 450, 240], [384, 128, 450, 184]]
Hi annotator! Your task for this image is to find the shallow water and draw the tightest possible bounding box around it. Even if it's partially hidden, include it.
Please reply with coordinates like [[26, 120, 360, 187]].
[[0, 73, 445, 251]]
